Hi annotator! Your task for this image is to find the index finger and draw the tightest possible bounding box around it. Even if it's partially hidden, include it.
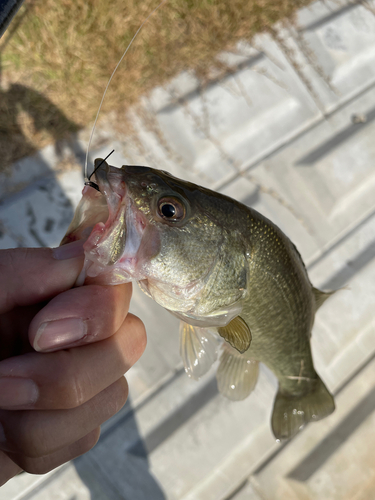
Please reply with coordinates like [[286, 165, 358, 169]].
[[0, 247, 83, 315], [29, 283, 132, 352]]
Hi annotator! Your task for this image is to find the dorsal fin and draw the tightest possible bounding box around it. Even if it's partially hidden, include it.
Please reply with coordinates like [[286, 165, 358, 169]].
[[312, 287, 335, 311], [217, 316, 251, 353]]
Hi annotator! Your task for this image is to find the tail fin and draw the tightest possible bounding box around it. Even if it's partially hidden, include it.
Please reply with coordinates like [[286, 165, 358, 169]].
[[271, 376, 335, 441]]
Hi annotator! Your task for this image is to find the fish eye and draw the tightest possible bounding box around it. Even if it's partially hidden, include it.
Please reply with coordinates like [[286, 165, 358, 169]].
[[157, 197, 186, 221], [161, 204, 175, 218]]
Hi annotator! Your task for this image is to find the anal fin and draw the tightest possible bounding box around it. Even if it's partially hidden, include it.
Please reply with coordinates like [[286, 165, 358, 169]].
[[216, 345, 259, 401]]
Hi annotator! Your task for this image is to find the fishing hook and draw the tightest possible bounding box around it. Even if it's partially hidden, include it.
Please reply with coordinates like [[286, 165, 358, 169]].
[[84, 149, 115, 191]]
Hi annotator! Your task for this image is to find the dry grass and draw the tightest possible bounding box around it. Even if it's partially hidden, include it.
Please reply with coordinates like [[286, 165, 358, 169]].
[[0, 0, 311, 169]]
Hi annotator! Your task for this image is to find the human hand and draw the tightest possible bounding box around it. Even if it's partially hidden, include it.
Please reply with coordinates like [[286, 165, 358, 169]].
[[0, 244, 146, 485]]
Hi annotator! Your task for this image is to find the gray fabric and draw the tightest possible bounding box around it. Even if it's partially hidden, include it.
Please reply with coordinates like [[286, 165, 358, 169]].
[[0, 0, 24, 38]]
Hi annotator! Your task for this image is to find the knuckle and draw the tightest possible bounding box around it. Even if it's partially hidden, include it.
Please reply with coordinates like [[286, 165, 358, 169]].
[[17, 456, 53, 475], [17, 428, 102, 474], [7, 415, 49, 458], [127, 314, 147, 359], [117, 377, 129, 407], [62, 370, 87, 409], [105, 378, 128, 416], [80, 427, 101, 453], [52, 352, 88, 409]]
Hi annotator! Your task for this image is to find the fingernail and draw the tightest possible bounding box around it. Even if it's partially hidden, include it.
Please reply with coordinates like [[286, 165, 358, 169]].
[[34, 318, 87, 352], [0, 378, 39, 409], [52, 240, 84, 260]]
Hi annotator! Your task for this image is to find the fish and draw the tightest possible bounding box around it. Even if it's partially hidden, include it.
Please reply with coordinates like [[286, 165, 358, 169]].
[[61, 158, 335, 440]]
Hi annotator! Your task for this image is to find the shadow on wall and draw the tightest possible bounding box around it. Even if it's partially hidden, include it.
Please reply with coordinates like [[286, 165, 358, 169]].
[[0, 83, 86, 171], [0, 0, 84, 172], [0, 83, 88, 249], [73, 398, 167, 500]]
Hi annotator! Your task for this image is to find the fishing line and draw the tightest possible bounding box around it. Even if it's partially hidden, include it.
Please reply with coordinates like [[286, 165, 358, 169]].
[[84, 0, 168, 183]]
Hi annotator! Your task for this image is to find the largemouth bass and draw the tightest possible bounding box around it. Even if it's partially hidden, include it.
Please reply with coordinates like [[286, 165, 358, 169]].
[[62, 159, 335, 440]]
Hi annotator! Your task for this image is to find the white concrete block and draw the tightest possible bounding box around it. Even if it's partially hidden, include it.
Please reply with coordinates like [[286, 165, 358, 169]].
[[251, 357, 375, 500], [290, 0, 375, 110], [250, 85, 375, 248]]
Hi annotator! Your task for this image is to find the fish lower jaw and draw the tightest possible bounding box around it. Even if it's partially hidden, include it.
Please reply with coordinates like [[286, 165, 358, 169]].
[[82, 248, 145, 283], [114, 256, 144, 280], [81, 256, 141, 285], [80, 197, 148, 281]]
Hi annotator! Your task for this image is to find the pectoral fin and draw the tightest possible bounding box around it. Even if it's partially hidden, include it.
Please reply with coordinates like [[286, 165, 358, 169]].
[[217, 316, 251, 353]]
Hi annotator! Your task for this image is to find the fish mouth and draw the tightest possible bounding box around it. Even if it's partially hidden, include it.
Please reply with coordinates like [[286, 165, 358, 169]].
[[75, 159, 159, 285]]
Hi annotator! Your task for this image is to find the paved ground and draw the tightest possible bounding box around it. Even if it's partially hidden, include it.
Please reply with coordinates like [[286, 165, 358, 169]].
[[1, 0, 375, 498]]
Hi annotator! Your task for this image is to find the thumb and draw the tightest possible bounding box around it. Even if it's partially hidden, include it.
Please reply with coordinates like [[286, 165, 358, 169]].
[[0, 243, 84, 314]]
